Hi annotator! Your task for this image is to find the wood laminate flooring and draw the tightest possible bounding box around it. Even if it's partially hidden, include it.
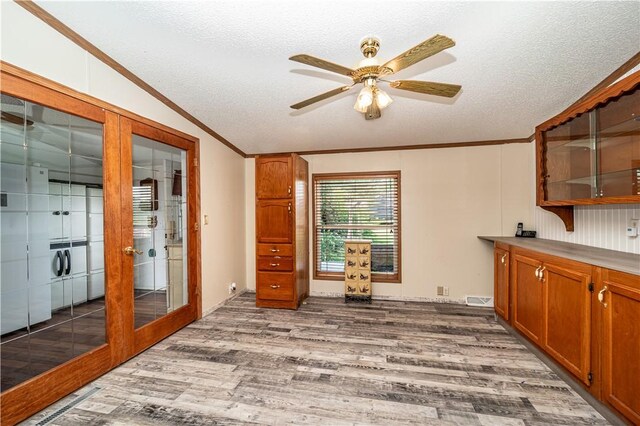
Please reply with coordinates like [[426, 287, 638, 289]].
[[23, 293, 608, 425]]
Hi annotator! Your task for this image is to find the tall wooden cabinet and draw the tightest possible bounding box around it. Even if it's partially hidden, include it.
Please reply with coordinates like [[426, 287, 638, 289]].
[[255, 154, 309, 309]]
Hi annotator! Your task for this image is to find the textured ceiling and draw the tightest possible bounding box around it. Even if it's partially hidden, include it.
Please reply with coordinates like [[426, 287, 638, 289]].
[[35, 1, 640, 155]]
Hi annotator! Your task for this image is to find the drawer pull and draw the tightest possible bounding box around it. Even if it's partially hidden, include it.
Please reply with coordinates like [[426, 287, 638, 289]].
[[270, 263, 280, 267], [288, 185, 291, 195], [270, 248, 280, 253], [501, 254, 506, 264], [270, 284, 280, 289], [598, 286, 608, 308]]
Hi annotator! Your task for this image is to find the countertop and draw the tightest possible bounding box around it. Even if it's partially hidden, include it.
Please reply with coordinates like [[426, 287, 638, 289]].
[[478, 236, 640, 276]]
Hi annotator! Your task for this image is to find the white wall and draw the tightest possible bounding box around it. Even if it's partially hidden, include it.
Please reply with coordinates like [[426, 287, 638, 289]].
[[1, 2, 246, 311], [245, 142, 533, 302]]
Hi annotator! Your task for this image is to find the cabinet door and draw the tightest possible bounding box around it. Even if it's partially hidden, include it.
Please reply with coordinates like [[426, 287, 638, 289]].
[[256, 156, 292, 199], [256, 200, 292, 243], [494, 248, 509, 321], [601, 270, 640, 424], [513, 253, 543, 344], [543, 262, 592, 385]]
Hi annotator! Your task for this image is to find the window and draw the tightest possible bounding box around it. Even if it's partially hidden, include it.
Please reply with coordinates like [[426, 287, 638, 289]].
[[313, 171, 401, 282]]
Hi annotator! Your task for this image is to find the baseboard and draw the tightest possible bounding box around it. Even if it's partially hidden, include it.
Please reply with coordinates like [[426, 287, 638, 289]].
[[201, 288, 248, 317], [308, 290, 466, 304]]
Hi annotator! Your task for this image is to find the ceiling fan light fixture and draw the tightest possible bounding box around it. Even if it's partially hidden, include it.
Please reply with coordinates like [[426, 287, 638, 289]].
[[375, 88, 393, 109], [354, 85, 374, 112]]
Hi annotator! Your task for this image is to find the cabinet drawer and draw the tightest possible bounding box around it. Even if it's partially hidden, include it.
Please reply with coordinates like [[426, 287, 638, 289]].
[[257, 244, 293, 257], [257, 256, 293, 272], [257, 272, 294, 301]]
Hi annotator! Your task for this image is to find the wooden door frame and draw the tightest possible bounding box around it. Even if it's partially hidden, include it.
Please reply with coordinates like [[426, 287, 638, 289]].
[[0, 64, 201, 425], [120, 117, 202, 357]]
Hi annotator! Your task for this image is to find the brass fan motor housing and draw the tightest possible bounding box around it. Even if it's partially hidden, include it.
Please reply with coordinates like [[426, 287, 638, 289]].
[[349, 66, 392, 83]]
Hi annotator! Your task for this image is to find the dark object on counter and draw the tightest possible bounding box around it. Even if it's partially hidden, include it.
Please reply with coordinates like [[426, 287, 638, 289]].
[[515, 222, 536, 238], [517, 230, 537, 238]]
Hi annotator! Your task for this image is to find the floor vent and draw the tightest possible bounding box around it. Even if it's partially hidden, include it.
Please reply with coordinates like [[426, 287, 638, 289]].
[[465, 296, 494, 307], [35, 387, 100, 426]]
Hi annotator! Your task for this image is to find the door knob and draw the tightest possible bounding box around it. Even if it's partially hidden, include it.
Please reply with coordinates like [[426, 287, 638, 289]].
[[123, 246, 143, 255]]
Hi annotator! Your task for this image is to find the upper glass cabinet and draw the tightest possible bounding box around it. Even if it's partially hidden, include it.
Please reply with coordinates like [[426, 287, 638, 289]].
[[537, 72, 640, 208]]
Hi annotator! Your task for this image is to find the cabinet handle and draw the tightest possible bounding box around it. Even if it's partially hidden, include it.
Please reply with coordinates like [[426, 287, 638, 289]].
[[288, 186, 291, 195], [52, 210, 61, 216], [501, 254, 507, 264], [270, 263, 280, 267], [270, 248, 279, 253], [270, 284, 280, 289], [288, 202, 292, 214], [62, 211, 70, 216], [55, 250, 64, 277], [598, 286, 608, 308], [534, 266, 541, 278], [539, 266, 546, 282], [63, 249, 71, 275]]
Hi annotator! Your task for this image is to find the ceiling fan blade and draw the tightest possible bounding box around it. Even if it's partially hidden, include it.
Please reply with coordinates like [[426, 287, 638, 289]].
[[290, 86, 352, 110], [289, 54, 355, 77], [381, 34, 455, 75], [389, 80, 461, 98]]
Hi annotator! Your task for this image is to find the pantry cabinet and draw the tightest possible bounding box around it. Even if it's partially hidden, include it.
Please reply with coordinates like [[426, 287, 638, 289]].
[[255, 154, 309, 309]]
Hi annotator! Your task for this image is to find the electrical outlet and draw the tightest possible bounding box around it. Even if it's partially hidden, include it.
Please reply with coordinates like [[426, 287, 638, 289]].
[[436, 286, 449, 296], [228, 282, 237, 294], [628, 218, 639, 238]]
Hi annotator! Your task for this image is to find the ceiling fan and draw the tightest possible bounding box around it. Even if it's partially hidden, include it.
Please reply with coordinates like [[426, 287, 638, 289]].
[[289, 34, 461, 120]]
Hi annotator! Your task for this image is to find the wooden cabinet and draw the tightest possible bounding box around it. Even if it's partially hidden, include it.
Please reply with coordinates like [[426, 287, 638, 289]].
[[600, 269, 640, 423], [493, 245, 509, 321], [255, 154, 308, 309], [512, 249, 593, 385], [487, 239, 639, 423], [535, 71, 640, 231], [542, 259, 592, 385], [256, 156, 292, 199], [512, 252, 544, 345], [256, 200, 293, 243]]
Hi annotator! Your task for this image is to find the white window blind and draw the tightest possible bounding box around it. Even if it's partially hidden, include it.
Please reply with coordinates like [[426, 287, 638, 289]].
[[313, 172, 400, 282]]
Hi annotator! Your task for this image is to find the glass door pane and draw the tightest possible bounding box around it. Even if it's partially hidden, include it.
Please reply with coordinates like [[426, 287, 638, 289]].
[[596, 86, 640, 197], [544, 112, 596, 201], [1, 95, 105, 391], [131, 134, 188, 329]]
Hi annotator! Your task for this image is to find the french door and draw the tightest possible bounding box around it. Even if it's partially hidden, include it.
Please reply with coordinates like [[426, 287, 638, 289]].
[[119, 117, 199, 355], [0, 65, 200, 425]]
